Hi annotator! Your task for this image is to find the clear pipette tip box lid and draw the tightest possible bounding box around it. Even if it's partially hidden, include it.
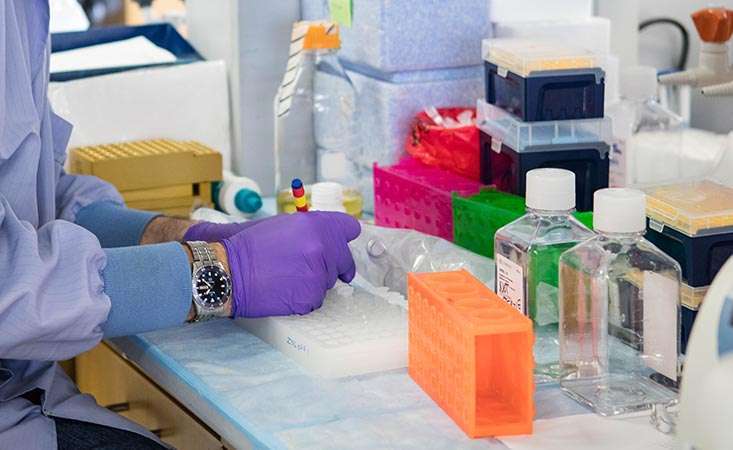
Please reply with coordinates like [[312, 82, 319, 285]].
[[645, 180, 733, 236], [477, 100, 612, 153], [482, 38, 601, 78]]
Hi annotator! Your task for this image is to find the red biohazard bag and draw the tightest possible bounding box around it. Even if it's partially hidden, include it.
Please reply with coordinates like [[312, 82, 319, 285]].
[[405, 107, 480, 181]]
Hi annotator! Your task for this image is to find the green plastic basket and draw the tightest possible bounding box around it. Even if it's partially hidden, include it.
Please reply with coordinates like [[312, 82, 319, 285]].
[[453, 188, 593, 258]]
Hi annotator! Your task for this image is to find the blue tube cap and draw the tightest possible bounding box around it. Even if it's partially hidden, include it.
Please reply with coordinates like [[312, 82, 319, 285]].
[[234, 188, 263, 214]]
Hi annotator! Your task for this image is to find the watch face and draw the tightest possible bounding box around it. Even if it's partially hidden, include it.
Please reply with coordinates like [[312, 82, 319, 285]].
[[193, 265, 232, 310]]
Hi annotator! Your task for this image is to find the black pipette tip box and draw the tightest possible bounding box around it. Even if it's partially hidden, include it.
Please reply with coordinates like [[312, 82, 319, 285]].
[[479, 130, 610, 212], [484, 62, 605, 122], [645, 220, 733, 288]]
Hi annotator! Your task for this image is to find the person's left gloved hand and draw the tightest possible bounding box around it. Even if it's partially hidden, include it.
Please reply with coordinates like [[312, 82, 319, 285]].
[[222, 212, 361, 318], [183, 216, 279, 242]]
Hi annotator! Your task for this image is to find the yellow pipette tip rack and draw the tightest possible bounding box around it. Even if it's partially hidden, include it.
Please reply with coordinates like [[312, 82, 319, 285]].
[[645, 180, 733, 236]]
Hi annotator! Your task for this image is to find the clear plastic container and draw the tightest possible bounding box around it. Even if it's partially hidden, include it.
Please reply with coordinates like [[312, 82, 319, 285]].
[[274, 23, 359, 193], [606, 66, 686, 187], [494, 169, 594, 383], [645, 180, 733, 236], [477, 100, 612, 152], [559, 189, 681, 416], [482, 38, 600, 77]]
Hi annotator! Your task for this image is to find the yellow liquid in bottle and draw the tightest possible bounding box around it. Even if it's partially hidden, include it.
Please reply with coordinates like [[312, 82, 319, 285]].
[[277, 187, 363, 219]]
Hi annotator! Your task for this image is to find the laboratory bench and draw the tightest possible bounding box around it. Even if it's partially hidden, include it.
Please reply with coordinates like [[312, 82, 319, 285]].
[[76, 320, 590, 450], [72, 199, 671, 449]]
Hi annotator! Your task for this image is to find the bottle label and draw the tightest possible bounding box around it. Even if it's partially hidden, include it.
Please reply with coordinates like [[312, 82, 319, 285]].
[[642, 271, 679, 381], [329, 0, 352, 28], [496, 254, 525, 315], [491, 137, 503, 154]]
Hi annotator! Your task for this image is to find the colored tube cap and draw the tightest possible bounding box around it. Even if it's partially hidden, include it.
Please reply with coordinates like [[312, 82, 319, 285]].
[[303, 22, 341, 50], [234, 188, 263, 214]]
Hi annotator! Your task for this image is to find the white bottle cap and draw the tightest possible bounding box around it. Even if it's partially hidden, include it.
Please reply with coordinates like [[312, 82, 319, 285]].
[[620, 65, 658, 101], [525, 168, 576, 211], [311, 182, 346, 212], [593, 188, 647, 233]]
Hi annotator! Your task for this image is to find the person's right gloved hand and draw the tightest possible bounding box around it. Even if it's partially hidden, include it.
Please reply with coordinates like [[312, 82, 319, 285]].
[[221, 212, 361, 318]]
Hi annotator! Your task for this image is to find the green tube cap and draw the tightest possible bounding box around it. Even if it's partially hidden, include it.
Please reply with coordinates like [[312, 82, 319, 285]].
[[234, 188, 263, 214]]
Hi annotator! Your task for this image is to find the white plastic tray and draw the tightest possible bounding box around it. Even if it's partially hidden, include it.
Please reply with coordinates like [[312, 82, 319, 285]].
[[237, 282, 407, 378]]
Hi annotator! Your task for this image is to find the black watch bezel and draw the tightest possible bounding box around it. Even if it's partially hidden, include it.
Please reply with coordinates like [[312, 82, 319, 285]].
[[191, 264, 232, 311]]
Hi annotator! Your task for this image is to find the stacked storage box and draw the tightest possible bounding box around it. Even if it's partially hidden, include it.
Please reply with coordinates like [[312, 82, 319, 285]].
[[476, 38, 611, 212], [302, 0, 490, 211], [642, 181, 733, 352], [373, 158, 483, 241], [450, 38, 607, 258], [453, 188, 594, 258], [68, 139, 222, 216]]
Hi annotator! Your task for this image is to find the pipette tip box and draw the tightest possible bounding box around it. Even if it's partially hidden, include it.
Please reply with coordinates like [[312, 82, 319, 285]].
[[69, 139, 221, 214], [646, 221, 733, 288], [453, 188, 593, 258], [478, 100, 610, 212], [408, 270, 534, 438], [645, 181, 733, 287], [69, 139, 222, 191], [374, 158, 483, 241], [482, 38, 605, 122]]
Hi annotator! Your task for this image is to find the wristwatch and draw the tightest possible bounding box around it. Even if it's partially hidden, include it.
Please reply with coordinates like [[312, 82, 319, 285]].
[[186, 241, 232, 322]]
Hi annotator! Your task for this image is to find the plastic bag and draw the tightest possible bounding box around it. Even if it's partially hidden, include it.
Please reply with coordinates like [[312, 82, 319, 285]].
[[405, 107, 480, 181], [349, 223, 495, 296]]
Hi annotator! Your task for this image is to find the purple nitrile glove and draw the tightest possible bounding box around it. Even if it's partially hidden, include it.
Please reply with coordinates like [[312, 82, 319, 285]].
[[222, 212, 361, 318], [183, 216, 282, 242]]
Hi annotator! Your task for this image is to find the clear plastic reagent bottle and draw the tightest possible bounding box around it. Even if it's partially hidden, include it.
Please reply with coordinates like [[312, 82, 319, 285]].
[[558, 188, 681, 416], [607, 66, 684, 187], [273, 22, 354, 192], [494, 168, 594, 383]]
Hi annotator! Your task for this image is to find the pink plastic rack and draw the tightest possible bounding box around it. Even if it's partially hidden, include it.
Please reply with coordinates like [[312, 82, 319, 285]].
[[374, 157, 483, 240]]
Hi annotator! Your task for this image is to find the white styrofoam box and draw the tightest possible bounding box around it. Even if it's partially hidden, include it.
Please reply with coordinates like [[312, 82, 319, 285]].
[[492, 17, 612, 57], [238, 282, 407, 378], [314, 65, 484, 170], [488, 0, 592, 22], [301, 0, 491, 73], [186, 0, 301, 195], [48, 61, 232, 170]]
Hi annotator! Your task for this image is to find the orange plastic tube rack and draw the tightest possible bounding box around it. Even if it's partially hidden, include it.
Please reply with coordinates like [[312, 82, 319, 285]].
[[408, 270, 534, 438]]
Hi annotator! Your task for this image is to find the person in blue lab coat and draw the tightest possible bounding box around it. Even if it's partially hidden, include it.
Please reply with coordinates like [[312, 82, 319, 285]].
[[0, 1, 361, 449]]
